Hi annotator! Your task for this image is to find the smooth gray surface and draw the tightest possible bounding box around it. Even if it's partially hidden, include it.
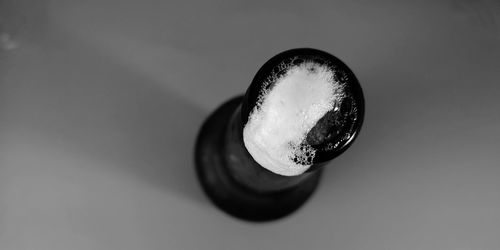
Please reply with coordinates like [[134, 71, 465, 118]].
[[1, 0, 500, 249]]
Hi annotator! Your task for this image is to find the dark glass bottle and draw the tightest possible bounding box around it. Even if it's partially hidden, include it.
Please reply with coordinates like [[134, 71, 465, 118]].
[[195, 48, 365, 222]]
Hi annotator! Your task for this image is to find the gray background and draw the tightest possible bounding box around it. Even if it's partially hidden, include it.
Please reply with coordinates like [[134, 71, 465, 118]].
[[1, 0, 500, 249]]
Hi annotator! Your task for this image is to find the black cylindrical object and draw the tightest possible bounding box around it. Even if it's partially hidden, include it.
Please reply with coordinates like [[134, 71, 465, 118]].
[[195, 48, 364, 221]]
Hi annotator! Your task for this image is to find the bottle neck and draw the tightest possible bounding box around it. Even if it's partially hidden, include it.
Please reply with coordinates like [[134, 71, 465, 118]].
[[223, 105, 318, 193]]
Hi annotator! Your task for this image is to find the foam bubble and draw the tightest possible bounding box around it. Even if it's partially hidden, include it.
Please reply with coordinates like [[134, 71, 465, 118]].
[[243, 61, 343, 176]]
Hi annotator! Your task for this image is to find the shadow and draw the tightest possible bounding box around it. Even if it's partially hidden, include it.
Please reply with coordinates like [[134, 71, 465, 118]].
[[0, 0, 50, 46], [452, 0, 500, 38], [3, 29, 208, 205]]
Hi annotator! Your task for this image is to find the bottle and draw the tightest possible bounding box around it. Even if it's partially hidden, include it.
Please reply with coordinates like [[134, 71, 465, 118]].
[[195, 48, 364, 222]]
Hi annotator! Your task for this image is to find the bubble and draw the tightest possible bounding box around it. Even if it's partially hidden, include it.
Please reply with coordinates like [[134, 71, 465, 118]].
[[243, 55, 345, 176]]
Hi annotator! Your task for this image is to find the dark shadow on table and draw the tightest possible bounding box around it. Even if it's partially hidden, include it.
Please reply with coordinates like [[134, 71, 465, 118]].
[[1, 30, 209, 206]]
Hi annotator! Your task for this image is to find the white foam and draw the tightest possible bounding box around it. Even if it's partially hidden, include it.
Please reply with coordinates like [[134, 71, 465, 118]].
[[243, 62, 342, 176]]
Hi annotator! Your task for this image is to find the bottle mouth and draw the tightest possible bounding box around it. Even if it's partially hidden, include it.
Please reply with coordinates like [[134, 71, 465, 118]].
[[241, 48, 364, 173]]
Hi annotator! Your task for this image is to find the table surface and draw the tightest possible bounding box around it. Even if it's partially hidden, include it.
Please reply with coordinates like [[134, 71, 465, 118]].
[[1, 0, 500, 249]]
